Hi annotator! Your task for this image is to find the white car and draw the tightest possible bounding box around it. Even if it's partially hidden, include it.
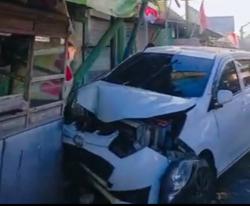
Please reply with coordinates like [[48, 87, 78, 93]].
[[63, 46, 250, 204]]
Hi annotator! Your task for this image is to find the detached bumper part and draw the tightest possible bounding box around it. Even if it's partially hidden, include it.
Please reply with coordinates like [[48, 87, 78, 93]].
[[79, 162, 150, 204], [111, 187, 151, 204], [64, 143, 114, 181]]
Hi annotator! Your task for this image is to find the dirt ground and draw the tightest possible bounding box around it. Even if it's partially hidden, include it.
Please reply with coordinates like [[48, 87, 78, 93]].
[[216, 152, 250, 204]]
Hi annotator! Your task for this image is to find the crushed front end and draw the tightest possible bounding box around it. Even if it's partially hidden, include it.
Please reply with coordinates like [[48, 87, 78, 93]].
[[62, 81, 202, 204]]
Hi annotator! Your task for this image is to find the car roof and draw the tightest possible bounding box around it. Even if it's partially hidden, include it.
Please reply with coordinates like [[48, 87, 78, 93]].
[[144, 46, 250, 60]]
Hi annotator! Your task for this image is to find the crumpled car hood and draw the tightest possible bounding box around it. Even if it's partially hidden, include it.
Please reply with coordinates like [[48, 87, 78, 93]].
[[76, 80, 196, 122]]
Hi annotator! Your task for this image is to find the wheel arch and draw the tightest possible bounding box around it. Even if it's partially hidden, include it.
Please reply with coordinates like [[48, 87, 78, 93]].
[[199, 149, 217, 176]]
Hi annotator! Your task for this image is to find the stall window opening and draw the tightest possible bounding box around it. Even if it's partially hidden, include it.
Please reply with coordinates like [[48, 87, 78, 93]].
[[0, 34, 68, 137], [0, 33, 30, 136], [30, 36, 66, 107], [0, 34, 30, 112]]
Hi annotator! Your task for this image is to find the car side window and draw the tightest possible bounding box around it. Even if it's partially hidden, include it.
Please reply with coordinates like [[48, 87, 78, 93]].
[[236, 59, 250, 87], [218, 61, 241, 94]]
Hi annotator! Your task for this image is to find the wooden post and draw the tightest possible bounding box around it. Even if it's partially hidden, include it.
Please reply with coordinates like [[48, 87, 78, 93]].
[[66, 18, 123, 107], [110, 17, 117, 69], [117, 21, 125, 64], [181, 0, 191, 38], [24, 37, 34, 127], [123, 0, 149, 60], [74, 18, 123, 87]]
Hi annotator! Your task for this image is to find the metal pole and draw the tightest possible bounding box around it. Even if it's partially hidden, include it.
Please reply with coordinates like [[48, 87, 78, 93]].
[[74, 18, 123, 88], [123, 0, 149, 60], [66, 18, 123, 108], [110, 17, 116, 69], [181, 0, 190, 37], [185, 0, 189, 23], [240, 26, 244, 41]]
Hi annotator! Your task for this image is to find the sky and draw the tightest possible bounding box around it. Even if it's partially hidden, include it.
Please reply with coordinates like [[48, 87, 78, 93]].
[[170, 0, 250, 35]]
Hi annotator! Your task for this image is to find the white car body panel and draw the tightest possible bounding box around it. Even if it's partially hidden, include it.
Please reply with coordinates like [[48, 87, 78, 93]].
[[64, 46, 250, 203], [76, 80, 196, 123], [63, 124, 169, 204]]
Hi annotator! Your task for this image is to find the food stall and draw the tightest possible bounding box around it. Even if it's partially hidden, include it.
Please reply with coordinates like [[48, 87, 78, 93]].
[[0, 0, 69, 203]]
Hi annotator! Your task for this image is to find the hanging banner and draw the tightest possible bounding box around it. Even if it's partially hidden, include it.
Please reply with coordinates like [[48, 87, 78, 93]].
[[199, 0, 208, 33], [67, 0, 140, 18]]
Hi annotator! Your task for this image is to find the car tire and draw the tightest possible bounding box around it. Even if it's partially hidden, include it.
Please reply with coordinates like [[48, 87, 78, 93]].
[[191, 158, 217, 204], [159, 158, 216, 204]]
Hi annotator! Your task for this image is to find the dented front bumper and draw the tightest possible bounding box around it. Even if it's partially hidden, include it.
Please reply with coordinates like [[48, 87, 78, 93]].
[[63, 123, 199, 204]]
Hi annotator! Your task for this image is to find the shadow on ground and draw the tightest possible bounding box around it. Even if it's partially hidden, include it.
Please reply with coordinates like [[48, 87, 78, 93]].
[[216, 152, 250, 204]]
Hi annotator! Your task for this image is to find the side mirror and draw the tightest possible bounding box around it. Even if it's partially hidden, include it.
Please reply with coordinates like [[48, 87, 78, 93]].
[[217, 90, 233, 105]]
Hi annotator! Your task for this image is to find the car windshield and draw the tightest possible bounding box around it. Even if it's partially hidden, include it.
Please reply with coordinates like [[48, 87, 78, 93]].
[[104, 52, 215, 98]]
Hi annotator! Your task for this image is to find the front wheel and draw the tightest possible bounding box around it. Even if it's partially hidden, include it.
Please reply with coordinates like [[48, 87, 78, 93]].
[[192, 159, 217, 203], [160, 158, 217, 204]]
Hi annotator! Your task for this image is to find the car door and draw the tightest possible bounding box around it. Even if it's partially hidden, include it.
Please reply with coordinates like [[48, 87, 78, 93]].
[[235, 58, 250, 152], [212, 60, 245, 171]]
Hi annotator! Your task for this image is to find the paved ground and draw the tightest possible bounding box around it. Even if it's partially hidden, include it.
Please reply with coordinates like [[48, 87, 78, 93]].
[[216, 152, 250, 203]]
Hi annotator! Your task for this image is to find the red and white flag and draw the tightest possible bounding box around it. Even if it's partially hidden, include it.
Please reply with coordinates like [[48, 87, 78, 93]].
[[144, 2, 159, 24], [199, 0, 208, 33], [228, 32, 240, 48]]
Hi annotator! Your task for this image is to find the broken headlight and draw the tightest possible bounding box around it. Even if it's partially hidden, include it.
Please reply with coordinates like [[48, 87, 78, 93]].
[[160, 160, 194, 203], [170, 160, 193, 192]]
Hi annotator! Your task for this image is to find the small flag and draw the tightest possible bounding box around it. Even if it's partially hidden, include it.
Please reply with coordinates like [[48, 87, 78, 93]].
[[144, 2, 159, 24], [199, 0, 208, 33], [228, 32, 239, 48]]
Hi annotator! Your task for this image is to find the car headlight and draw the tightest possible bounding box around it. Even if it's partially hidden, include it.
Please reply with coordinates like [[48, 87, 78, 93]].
[[170, 160, 194, 192], [160, 159, 197, 203]]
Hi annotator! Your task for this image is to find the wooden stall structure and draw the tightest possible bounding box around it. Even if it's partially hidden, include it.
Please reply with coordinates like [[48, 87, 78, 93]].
[[0, 2, 69, 202], [0, 1, 69, 138]]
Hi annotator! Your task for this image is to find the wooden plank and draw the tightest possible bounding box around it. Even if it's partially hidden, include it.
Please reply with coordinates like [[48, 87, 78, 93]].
[[0, 13, 34, 35], [0, 111, 27, 122], [34, 47, 65, 56], [31, 74, 65, 83], [0, 94, 28, 114], [0, 2, 68, 23], [0, 2, 68, 37], [0, 116, 26, 136], [0, 70, 26, 82], [29, 106, 62, 125], [25, 38, 35, 127], [0, 94, 22, 102], [61, 38, 68, 109], [30, 101, 63, 112], [35, 22, 68, 38]]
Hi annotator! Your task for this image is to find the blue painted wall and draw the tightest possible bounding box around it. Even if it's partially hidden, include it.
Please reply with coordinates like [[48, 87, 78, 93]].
[[0, 120, 64, 203]]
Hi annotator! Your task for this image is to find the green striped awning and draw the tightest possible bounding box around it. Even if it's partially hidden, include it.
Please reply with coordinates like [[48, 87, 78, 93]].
[[66, 0, 140, 17]]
